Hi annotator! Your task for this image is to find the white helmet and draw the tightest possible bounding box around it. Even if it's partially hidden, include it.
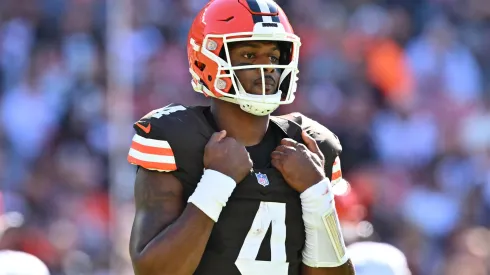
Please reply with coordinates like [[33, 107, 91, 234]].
[[348, 242, 411, 275], [0, 250, 50, 275]]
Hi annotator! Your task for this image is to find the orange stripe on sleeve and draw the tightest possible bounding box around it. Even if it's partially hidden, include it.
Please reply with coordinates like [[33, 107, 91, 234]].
[[332, 170, 342, 181], [127, 155, 177, 171], [130, 141, 174, 156]]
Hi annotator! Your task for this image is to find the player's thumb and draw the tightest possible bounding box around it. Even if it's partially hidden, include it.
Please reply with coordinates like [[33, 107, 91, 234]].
[[302, 131, 319, 154], [210, 130, 227, 143]]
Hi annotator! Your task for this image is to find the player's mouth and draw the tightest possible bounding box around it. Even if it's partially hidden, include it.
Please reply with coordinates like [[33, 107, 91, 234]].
[[254, 76, 277, 94]]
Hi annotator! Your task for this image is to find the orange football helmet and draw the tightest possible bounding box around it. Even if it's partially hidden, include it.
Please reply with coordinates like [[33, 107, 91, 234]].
[[187, 0, 301, 116]]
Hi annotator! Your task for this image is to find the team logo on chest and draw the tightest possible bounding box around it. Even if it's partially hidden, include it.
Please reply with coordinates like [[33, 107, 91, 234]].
[[255, 172, 270, 187]]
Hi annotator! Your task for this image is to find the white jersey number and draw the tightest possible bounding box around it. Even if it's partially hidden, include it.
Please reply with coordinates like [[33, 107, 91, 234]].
[[235, 202, 288, 275], [145, 105, 186, 119]]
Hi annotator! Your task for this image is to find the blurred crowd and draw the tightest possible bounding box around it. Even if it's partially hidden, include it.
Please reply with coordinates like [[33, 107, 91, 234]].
[[0, 0, 489, 274]]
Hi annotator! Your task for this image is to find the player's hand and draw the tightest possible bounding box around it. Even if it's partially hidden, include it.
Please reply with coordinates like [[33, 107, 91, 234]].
[[271, 131, 325, 193], [204, 130, 253, 183]]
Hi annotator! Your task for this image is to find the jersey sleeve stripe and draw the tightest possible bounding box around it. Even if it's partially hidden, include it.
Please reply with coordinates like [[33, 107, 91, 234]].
[[132, 134, 172, 148], [130, 141, 174, 156], [128, 148, 176, 164], [332, 170, 342, 181], [127, 155, 177, 171], [127, 134, 177, 171], [331, 156, 342, 181]]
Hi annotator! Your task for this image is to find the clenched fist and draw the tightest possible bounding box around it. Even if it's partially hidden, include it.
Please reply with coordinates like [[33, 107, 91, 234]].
[[271, 131, 325, 193], [204, 130, 253, 183]]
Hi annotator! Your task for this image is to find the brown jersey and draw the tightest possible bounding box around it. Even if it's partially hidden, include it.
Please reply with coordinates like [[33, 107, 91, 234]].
[[127, 104, 343, 275]]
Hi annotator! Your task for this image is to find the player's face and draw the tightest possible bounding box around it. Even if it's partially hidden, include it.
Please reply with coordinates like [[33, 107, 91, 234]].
[[228, 41, 281, 95]]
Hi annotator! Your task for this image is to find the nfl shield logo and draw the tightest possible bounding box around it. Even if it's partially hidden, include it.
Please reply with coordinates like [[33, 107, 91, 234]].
[[255, 172, 269, 187]]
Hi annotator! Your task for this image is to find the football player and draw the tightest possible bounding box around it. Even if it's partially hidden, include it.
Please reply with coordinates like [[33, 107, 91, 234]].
[[127, 0, 355, 274]]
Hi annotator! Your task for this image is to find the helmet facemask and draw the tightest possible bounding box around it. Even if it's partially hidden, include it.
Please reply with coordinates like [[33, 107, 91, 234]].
[[190, 23, 301, 116]]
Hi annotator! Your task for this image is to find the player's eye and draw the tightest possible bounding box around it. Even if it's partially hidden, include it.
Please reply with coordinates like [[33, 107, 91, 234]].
[[243, 53, 255, 59], [270, 56, 279, 64]]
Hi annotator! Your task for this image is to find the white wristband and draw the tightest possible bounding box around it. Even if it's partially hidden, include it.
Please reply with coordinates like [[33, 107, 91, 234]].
[[300, 178, 349, 267], [187, 169, 236, 222]]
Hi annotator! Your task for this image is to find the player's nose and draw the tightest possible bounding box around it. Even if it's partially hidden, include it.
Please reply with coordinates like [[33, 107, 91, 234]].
[[263, 66, 275, 74], [255, 56, 276, 74]]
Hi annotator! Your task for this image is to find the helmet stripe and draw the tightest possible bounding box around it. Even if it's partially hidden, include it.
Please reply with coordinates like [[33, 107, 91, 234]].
[[267, 1, 280, 23], [246, 0, 280, 23], [266, 2, 278, 13], [247, 0, 264, 23]]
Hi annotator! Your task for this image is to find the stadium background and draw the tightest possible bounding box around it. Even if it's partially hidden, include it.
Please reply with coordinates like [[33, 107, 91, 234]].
[[0, 0, 489, 274]]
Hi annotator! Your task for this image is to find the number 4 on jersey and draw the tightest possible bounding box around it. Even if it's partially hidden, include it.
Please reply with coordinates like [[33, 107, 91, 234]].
[[143, 105, 187, 119], [235, 202, 288, 275]]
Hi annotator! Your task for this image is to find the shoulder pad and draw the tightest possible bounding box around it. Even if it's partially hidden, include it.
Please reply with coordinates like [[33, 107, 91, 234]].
[[127, 104, 212, 173], [273, 112, 344, 185], [274, 112, 342, 154]]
